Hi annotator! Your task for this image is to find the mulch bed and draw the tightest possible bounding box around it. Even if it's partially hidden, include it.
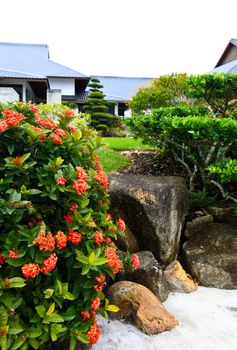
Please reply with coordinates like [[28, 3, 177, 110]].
[[119, 151, 188, 179]]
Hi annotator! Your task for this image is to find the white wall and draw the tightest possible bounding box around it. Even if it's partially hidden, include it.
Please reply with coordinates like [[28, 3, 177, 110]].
[[48, 78, 75, 95], [0, 79, 36, 102]]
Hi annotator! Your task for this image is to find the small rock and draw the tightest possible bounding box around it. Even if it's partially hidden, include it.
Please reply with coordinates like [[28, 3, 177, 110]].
[[205, 200, 237, 226], [184, 214, 213, 238], [107, 281, 178, 335], [164, 260, 198, 293], [118, 251, 169, 301]]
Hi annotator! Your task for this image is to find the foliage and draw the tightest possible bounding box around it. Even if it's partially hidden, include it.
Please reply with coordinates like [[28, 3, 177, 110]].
[[84, 78, 119, 136], [188, 73, 237, 117], [126, 108, 237, 197], [103, 137, 156, 151], [129, 73, 190, 114], [188, 191, 215, 210], [95, 148, 130, 173], [0, 102, 138, 350]]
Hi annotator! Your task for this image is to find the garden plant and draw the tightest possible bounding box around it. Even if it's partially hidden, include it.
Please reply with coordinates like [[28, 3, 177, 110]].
[[127, 73, 237, 202], [0, 102, 139, 350]]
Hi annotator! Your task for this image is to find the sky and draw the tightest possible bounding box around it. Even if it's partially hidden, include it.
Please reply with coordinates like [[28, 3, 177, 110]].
[[1, 0, 237, 78]]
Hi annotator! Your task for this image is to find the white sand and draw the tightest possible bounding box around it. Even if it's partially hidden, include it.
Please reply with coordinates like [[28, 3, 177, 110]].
[[94, 287, 237, 350]]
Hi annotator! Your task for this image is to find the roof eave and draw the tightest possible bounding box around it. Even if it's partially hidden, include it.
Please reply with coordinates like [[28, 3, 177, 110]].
[[215, 40, 237, 68]]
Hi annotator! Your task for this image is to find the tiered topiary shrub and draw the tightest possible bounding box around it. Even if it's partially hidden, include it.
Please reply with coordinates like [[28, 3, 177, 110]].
[[84, 78, 119, 136], [0, 102, 139, 350]]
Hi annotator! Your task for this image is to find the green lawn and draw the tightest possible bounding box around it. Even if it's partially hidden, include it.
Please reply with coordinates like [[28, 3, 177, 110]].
[[103, 137, 156, 151], [96, 148, 130, 173]]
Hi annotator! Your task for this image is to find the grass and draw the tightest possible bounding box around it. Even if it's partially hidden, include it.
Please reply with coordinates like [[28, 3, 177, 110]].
[[96, 148, 130, 173], [102, 137, 156, 151]]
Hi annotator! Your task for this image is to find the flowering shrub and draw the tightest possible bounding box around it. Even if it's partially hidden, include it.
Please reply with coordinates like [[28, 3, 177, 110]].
[[0, 102, 139, 349]]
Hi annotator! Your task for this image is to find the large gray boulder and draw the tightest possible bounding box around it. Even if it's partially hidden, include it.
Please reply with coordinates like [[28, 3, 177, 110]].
[[109, 174, 188, 266], [183, 223, 237, 289]]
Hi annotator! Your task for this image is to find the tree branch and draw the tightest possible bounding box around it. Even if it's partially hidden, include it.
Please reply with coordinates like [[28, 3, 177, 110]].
[[210, 180, 237, 203]]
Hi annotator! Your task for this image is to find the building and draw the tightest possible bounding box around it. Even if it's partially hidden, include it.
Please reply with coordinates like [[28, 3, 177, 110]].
[[0, 42, 152, 116], [212, 38, 237, 74]]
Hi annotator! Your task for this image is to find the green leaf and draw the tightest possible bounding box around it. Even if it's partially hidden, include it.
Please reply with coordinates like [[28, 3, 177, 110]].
[[94, 257, 108, 266], [7, 144, 15, 155], [63, 291, 76, 301], [8, 277, 26, 288], [43, 313, 64, 323], [76, 255, 89, 264], [6, 259, 24, 267], [81, 199, 89, 209], [11, 334, 26, 349], [55, 157, 64, 166], [0, 306, 8, 326], [0, 336, 7, 350], [27, 326, 43, 339], [35, 305, 46, 318], [74, 331, 89, 344], [56, 280, 63, 295], [89, 251, 96, 265], [43, 289, 54, 299], [46, 303, 55, 316], [29, 338, 40, 349], [8, 318, 24, 335], [81, 265, 90, 275], [105, 304, 120, 312], [69, 336, 77, 350]]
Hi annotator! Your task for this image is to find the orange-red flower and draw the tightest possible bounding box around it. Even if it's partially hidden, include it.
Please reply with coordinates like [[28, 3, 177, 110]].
[[94, 231, 104, 245], [69, 204, 78, 211], [64, 214, 73, 224], [55, 231, 67, 249], [0, 254, 6, 264], [72, 179, 88, 195], [76, 167, 88, 181], [104, 247, 123, 274], [41, 253, 58, 274], [81, 311, 90, 321], [8, 249, 19, 259], [0, 119, 9, 132], [21, 263, 40, 279], [90, 296, 100, 311], [57, 176, 67, 186], [50, 133, 62, 145], [95, 171, 108, 191], [35, 115, 56, 129], [68, 229, 82, 245], [32, 231, 55, 252], [117, 218, 126, 231], [62, 109, 74, 117], [68, 125, 77, 132], [131, 254, 140, 270], [55, 128, 68, 138], [86, 321, 101, 345]]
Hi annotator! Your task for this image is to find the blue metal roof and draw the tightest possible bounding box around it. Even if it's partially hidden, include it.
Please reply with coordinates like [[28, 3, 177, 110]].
[[90, 76, 153, 101], [211, 59, 237, 74], [0, 42, 88, 79]]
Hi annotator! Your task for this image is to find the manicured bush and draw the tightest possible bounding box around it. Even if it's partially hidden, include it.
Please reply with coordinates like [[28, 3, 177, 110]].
[[0, 102, 139, 350], [84, 78, 119, 135], [126, 108, 237, 197]]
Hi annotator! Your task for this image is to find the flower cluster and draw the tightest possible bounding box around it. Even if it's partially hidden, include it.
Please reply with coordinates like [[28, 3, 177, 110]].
[[67, 229, 82, 245], [131, 254, 140, 270], [117, 218, 126, 231], [0, 110, 25, 132], [41, 253, 58, 274], [55, 231, 67, 249], [32, 231, 55, 252], [85, 321, 101, 346], [104, 247, 123, 274], [94, 230, 104, 245], [95, 170, 109, 191], [57, 176, 67, 186], [21, 263, 40, 279]]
